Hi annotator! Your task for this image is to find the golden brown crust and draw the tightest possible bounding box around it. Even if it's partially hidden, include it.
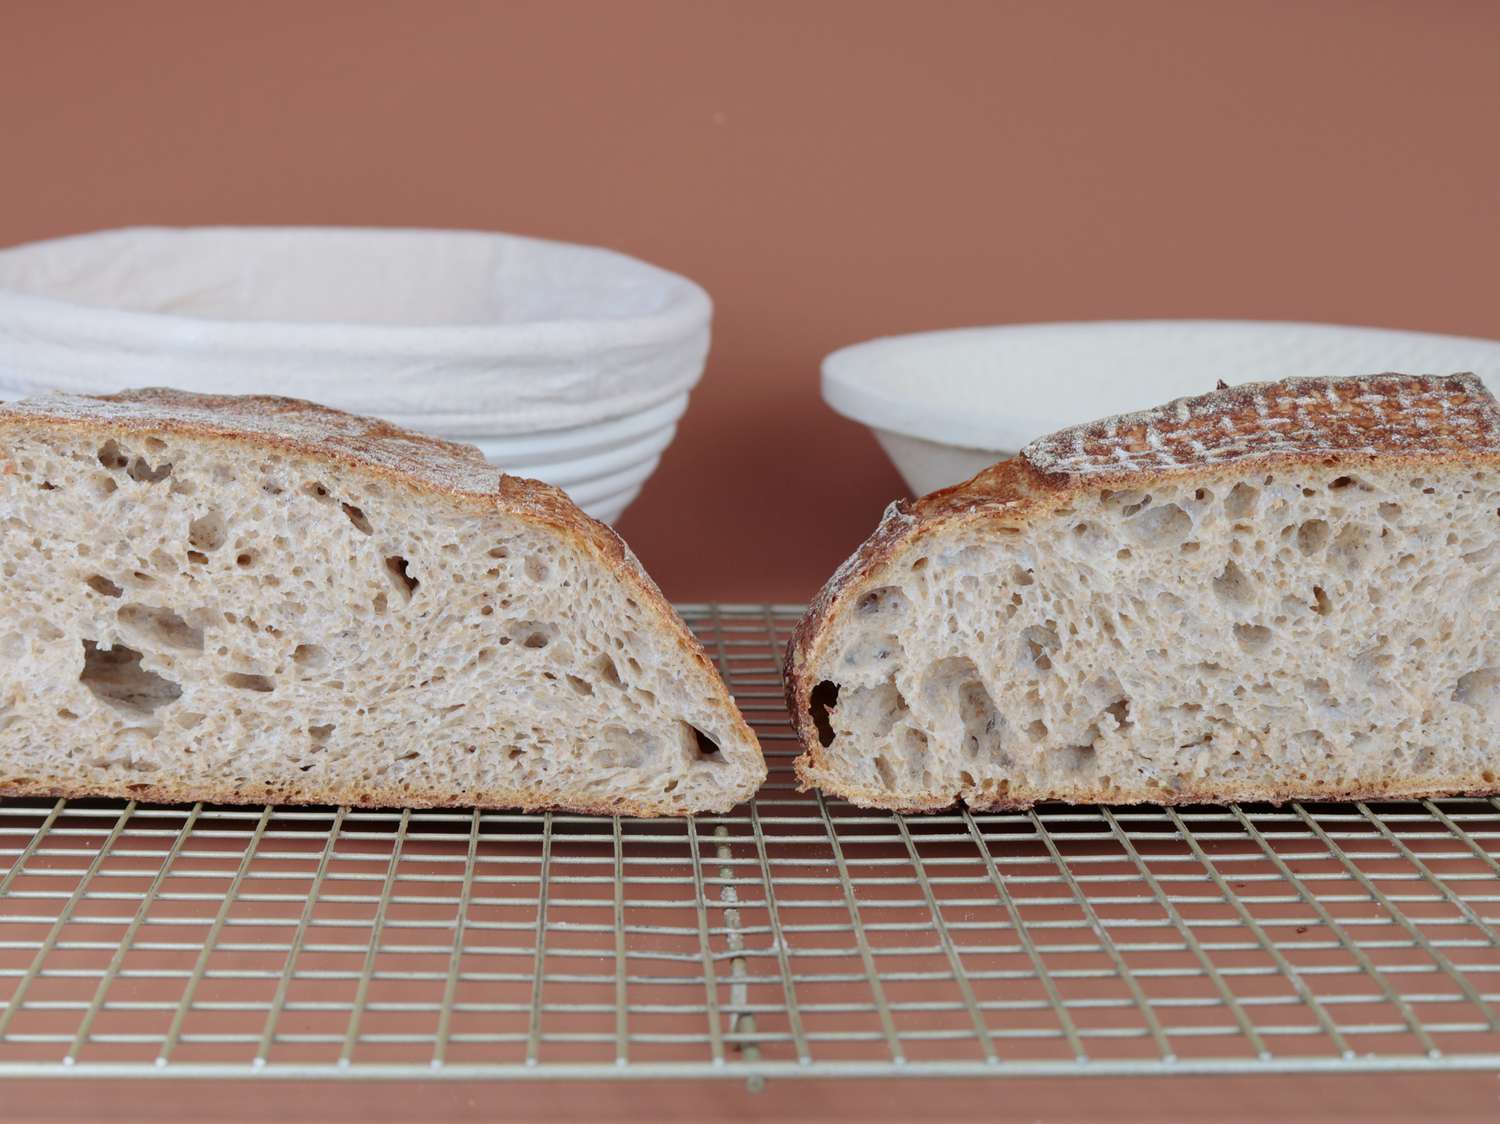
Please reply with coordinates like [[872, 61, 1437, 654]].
[[0, 388, 760, 816], [785, 373, 1500, 808], [0, 775, 714, 817], [787, 776, 1500, 814]]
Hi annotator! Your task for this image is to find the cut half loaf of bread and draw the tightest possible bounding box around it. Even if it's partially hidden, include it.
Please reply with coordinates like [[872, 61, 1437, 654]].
[[787, 373, 1500, 810], [0, 389, 764, 815]]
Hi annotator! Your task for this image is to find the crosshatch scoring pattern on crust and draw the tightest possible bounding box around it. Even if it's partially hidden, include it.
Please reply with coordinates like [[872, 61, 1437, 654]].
[[1023, 374, 1500, 478], [3, 606, 1500, 1084]]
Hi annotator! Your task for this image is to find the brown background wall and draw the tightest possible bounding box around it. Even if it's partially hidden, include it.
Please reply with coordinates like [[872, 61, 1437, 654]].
[[2, 0, 1498, 602]]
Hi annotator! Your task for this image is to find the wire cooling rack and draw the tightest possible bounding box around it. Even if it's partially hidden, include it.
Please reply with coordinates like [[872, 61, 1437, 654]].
[[3, 604, 1500, 1086]]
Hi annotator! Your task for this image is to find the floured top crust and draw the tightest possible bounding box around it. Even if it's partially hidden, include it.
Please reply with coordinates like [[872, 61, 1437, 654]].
[[1023, 373, 1500, 479], [0, 387, 496, 492], [0, 387, 628, 560]]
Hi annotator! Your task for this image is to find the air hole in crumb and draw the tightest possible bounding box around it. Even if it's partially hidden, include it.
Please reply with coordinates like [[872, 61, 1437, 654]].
[[1224, 482, 1259, 518], [187, 550, 208, 565], [235, 551, 255, 568], [224, 672, 275, 692], [1454, 668, 1500, 709], [1065, 733, 1099, 770], [56, 708, 77, 720], [1126, 502, 1191, 546], [1296, 519, 1330, 555], [85, 575, 122, 598], [566, 674, 594, 697], [488, 545, 509, 559], [1329, 475, 1355, 490], [292, 643, 328, 669], [596, 653, 623, 687], [524, 556, 548, 582], [341, 503, 373, 535], [1212, 559, 1253, 607], [126, 456, 172, 484], [118, 604, 203, 651], [1312, 586, 1332, 615], [90, 474, 117, 498], [303, 481, 332, 502], [1233, 623, 1274, 652], [524, 631, 550, 649], [385, 555, 419, 598], [911, 556, 929, 572], [1021, 624, 1059, 671], [1025, 719, 1049, 741], [688, 724, 721, 758], [809, 680, 839, 747], [80, 641, 181, 715], [96, 440, 129, 470], [372, 592, 388, 615], [188, 511, 227, 552], [309, 722, 334, 744], [1330, 523, 1373, 572]]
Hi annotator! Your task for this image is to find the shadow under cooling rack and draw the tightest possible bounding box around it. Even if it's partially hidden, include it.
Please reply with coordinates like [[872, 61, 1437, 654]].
[[2, 604, 1500, 1084]]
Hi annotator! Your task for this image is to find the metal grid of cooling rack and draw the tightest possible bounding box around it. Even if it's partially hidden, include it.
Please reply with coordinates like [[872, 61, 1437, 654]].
[[3, 603, 1500, 1085]]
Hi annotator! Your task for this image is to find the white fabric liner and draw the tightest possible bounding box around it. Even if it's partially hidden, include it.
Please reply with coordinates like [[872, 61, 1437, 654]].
[[0, 226, 711, 436]]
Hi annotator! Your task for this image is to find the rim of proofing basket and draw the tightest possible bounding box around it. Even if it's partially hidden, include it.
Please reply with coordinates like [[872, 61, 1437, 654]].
[[0, 225, 712, 436]]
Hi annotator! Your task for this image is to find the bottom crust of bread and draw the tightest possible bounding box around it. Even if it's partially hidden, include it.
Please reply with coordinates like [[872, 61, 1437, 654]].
[[795, 766, 1500, 813], [0, 776, 743, 817]]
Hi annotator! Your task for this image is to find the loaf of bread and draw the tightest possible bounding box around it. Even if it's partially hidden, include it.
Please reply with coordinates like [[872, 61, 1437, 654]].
[[0, 389, 764, 815], [786, 373, 1500, 810]]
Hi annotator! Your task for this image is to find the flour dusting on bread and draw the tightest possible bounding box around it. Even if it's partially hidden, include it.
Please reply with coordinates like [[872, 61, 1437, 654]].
[[786, 373, 1500, 810], [0, 389, 764, 815]]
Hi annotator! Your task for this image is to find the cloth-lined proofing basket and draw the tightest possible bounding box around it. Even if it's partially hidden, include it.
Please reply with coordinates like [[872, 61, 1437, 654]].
[[0, 226, 712, 522]]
